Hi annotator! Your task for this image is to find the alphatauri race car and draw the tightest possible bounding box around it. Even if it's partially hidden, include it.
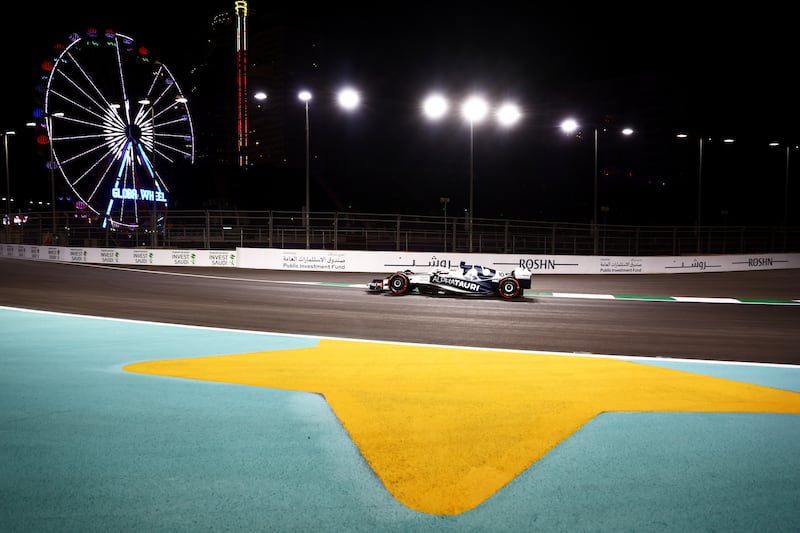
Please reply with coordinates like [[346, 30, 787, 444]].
[[368, 262, 532, 299]]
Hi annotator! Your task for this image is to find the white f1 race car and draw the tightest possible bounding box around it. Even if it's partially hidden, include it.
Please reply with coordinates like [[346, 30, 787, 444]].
[[368, 262, 532, 299]]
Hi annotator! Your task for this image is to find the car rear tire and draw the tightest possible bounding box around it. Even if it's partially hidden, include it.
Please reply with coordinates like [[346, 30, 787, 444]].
[[498, 277, 521, 299], [388, 272, 410, 295]]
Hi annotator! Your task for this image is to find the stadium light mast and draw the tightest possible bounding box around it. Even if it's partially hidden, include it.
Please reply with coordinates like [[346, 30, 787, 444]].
[[562, 118, 634, 255], [298, 90, 312, 249], [2, 130, 14, 232], [423, 93, 521, 252]]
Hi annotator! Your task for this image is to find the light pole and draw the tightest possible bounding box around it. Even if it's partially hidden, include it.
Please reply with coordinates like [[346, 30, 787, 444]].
[[677, 133, 734, 252], [769, 141, 795, 227], [139, 99, 157, 248], [2, 130, 14, 233], [782, 145, 790, 228], [440, 196, 450, 252], [676, 133, 705, 228], [297, 87, 360, 250], [697, 137, 704, 229], [594, 127, 598, 248], [677, 133, 737, 226], [298, 90, 312, 249], [562, 119, 633, 255], [769, 141, 796, 251], [45, 112, 64, 236], [424, 93, 520, 252], [461, 96, 489, 252]]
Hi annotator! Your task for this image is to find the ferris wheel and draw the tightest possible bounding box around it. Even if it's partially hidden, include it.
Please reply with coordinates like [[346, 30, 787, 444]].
[[35, 27, 195, 230]]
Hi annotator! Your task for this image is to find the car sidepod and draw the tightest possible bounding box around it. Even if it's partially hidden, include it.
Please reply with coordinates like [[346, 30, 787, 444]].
[[429, 271, 494, 296]]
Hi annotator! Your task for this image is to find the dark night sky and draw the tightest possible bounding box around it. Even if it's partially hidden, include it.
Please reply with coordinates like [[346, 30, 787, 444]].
[[3, 4, 798, 226]]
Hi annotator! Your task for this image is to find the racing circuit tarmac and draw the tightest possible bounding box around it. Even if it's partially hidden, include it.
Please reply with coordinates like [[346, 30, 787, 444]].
[[1, 258, 799, 531], [2, 259, 799, 363]]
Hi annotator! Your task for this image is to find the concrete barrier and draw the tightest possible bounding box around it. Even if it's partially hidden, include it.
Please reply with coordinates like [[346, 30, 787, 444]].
[[3, 243, 799, 274]]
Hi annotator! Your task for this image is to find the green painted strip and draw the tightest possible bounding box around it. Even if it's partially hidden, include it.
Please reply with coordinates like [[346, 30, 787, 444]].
[[614, 295, 677, 301], [736, 298, 800, 305]]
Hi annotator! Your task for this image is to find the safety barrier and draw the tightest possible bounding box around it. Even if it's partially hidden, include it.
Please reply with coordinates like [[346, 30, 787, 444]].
[[2, 243, 798, 275]]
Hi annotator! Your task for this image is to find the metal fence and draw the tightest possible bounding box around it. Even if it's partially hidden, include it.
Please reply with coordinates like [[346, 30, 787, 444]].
[[3, 210, 799, 256]]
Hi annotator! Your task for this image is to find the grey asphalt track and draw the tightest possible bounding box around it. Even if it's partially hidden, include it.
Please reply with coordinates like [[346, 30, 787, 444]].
[[1, 260, 799, 363], [1, 259, 799, 531]]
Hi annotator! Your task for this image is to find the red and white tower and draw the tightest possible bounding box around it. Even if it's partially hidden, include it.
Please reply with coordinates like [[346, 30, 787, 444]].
[[234, 1, 248, 168]]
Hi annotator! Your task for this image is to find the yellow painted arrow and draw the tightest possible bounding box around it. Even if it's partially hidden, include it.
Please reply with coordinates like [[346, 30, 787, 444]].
[[124, 339, 800, 515]]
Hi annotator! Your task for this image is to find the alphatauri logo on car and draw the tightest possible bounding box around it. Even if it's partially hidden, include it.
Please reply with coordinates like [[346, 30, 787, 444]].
[[431, 275, 480, 292]]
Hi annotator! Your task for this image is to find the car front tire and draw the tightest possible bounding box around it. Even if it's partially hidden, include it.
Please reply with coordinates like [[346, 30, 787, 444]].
[[388, 272, 411, 295]]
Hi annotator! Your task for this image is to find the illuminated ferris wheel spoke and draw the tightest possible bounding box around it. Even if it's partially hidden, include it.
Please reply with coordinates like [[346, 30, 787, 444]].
[[57, 135, 116, 167], [118, 142, 133, 179], [84, 156, 119, 207], [69, 149, 117, 201], [40, 28, 194, 230], [154, 141, 180, 162], [61, 131, 125, 192], [61, 49, 122, 115], [136, 143, 155, 178], [112, 39, 131, 113], [48, 90, 107, 125]]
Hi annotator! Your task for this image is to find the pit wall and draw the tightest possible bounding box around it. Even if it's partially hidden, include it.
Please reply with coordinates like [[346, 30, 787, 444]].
[[2, 244, 798, 274]]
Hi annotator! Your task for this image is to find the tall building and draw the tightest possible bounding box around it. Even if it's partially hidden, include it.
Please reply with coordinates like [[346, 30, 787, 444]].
[[185, 6, 314, 210], [182, 9, 238, 209]]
